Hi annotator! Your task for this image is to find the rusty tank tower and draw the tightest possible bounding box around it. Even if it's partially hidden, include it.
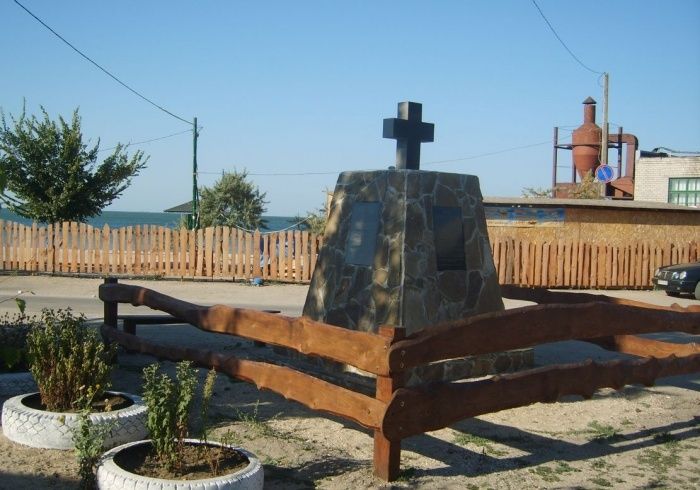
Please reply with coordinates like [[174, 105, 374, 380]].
[[553, 97, 638, 198], [572, 96, 602, 179]]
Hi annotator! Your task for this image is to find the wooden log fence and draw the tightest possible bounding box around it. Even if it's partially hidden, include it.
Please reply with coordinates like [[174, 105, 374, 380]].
[[1, 220, 697, 288], [100, 279, 700, 481]]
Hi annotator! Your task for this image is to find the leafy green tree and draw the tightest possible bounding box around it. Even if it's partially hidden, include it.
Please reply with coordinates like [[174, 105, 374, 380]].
[[292, 191, 331, 235], [571, 170, 602, 199], [293, 207, 327, 235], [293, 201, 331, 236], [521, 186, 553, 198], [0, 106, 147, 223], [199, 170, 267, 229]]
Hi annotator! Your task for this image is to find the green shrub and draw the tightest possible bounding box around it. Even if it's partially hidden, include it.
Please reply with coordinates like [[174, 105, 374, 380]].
[[0, 312, 40, 372], [142, 362, 225, 475], [27, 308, 116, 411], [143, 361, 198, 474]]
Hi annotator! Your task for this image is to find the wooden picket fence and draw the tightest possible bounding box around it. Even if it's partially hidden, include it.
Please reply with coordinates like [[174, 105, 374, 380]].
[[490, 238, 699, 289], [0, 220, 697, 288], [0, 220, 322, 283]]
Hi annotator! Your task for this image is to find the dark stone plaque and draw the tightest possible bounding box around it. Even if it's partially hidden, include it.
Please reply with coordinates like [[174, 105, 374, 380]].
[[345, 202, 380, 266], [433, 206, 465, 271]]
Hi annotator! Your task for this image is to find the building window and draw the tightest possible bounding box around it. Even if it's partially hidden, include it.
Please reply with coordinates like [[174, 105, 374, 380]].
[[668, 178, 700, 207]]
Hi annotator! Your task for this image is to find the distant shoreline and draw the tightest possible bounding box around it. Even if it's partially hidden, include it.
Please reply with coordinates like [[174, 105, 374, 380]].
[[0, 209, 298, 232]]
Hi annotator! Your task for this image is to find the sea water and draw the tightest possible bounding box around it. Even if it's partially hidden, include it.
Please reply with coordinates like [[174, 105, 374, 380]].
[[0, 209, 298, 232]]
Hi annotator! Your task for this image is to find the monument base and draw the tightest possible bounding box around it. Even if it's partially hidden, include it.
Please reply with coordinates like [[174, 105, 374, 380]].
[[274, 345, 534, 387], [303, 169, 504, 335], [404, 348, 534, 386]]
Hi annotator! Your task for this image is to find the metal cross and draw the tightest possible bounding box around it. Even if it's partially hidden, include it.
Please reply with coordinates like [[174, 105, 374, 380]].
[[383, 101, 434, 170]]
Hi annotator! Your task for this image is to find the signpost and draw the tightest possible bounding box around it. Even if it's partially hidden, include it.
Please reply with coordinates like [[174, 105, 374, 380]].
[[595, 164, 615, 183]]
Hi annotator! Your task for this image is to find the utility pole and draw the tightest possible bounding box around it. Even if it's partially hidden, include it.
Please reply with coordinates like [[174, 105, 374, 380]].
[[601, 73, 609, 166], [191, 117, 200, 230]]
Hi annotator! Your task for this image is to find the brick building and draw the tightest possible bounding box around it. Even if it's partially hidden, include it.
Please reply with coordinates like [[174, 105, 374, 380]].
[[634, 152, 700, 207]]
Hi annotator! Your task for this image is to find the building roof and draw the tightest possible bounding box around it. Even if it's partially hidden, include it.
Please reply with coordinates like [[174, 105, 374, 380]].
[[164, 201, 193, 213], [167, 198, 697, 214], [483, 197, 699, 213]]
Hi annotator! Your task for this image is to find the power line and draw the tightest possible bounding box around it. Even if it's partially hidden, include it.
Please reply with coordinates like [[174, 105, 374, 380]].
[[530, 0, 603, 75], [196, 139, 558, 177], [14, 0, 191, 126], [99, 129, 193, 153], [423, 141, 552, 166], [199, 170, 339, 176]]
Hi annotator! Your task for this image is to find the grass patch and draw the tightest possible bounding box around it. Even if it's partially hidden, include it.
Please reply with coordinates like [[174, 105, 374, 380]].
[[396, 466, 418, 481], [563, 420, 621, 441], [453, 432, 508, 457], [553, 461, 580, 474], [589, 476, 613, 487], [653, 432, 676, 444], [590, 458, 614, 470], [275, 430, 316, 452], [636, 443, 681, 475], [586, 421, 622, 442], [262, 455, 282, 466], [212, 427, 243, 446], [528, 461, 579, 483], [529, 465, 560, 483], [234, 400, 278, 437]]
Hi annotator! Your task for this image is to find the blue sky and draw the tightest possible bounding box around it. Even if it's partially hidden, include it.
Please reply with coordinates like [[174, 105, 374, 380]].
[[2, 1, 699, 215]]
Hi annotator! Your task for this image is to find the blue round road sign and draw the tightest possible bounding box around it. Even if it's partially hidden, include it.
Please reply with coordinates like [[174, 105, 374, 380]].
[[595, 165, 615, 183]]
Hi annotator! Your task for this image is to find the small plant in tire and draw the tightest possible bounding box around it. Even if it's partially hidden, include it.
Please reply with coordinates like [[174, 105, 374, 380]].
[[139, 361, 248, 478], [2, 309, 148, 456], [27, 308, 116, 411]]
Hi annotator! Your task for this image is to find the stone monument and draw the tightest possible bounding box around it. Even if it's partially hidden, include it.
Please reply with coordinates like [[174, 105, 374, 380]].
[[303, 102, 530, 381]]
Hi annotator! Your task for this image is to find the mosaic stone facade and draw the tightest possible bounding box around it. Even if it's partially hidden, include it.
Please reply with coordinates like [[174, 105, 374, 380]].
[[303, 169, 505, 336]]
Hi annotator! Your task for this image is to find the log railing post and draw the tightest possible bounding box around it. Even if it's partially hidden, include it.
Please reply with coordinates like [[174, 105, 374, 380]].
[[103, 277, 119, 329], [373, 325, 406, 481]]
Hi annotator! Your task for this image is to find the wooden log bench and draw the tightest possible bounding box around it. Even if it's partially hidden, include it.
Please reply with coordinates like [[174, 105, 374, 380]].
[[117, 314, 181, 334]]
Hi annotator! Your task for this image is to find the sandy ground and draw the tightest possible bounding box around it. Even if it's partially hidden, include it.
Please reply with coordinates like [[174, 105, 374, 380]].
[[0, 274, 698, 489]]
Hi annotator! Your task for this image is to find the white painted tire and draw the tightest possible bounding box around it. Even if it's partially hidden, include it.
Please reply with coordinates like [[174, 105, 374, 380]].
[[1, 391, 147, 450], [97, 439, 264, 490], [0, 372, 37, 397]]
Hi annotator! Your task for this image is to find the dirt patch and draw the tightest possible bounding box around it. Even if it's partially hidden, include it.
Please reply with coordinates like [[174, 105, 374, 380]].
[[20, 392, 132, 412], [0, 278, 697, 488], [113, 440, 248, 480], [2, 333, 698, 489]]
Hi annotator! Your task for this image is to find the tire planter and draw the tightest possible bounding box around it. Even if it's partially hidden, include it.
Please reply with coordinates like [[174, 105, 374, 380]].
[[0, 372, 37, 398], [97, 439, 264, 490], [1, 391, 148, 450]]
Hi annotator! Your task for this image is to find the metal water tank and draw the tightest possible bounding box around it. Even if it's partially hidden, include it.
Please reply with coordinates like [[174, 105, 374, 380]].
[[572, 97, 601, 179]]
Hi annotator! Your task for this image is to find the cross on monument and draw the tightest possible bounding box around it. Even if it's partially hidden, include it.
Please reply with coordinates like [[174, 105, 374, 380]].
[[383, 101, 434, 170]]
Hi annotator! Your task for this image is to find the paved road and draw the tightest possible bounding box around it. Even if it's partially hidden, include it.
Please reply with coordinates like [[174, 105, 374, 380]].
[[2, 273, 697, 387], [1, 273, 698, 319], [0, 274, 309, 320]]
